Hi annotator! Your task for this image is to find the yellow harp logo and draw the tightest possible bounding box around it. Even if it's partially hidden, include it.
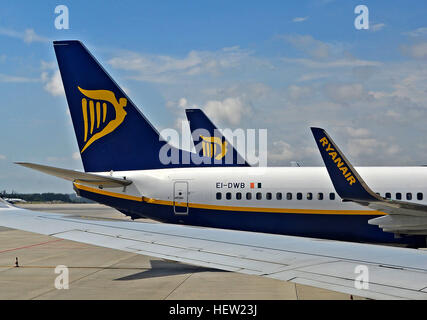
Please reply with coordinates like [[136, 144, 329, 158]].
[[78, 86, 127, 153], [200, 136, 228, 160]]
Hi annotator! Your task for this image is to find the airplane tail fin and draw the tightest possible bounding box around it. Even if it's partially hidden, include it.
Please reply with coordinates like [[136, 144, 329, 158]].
[[54, 40, 167, 172], [310, 127, 379, 202], [185, 109, 249, 166]]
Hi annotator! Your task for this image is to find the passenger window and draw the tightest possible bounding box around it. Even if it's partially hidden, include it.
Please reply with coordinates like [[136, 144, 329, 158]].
[[256, 192, 262, 200], [226, 192, 232, 200], [406, 193, 412, 200], [246, 192, 252, 200], [329, 193, 335, 200], [286, 193, 292, 200], [297, 193, 302, 200], [266, 192, 272, 200], [396, 193, 402, 200], [276, 192, 282, 200], [307, 193, 313, 200], [216, 192, 222, 200], [417, 193, 423, 201], [236, 192, 242, 200], [317, 193, 323, 200], [385, 192, 391, 199]]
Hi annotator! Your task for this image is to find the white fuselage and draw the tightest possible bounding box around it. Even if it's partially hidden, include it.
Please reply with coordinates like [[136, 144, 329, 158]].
[[72, 166, 427, 244], [84, 166, 427, 212]]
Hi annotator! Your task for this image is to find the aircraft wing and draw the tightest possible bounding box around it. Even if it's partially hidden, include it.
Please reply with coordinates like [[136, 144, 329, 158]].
[[16, 162, 132, 188], [1, 198, 427, 300], [311, 127, 427, 235]]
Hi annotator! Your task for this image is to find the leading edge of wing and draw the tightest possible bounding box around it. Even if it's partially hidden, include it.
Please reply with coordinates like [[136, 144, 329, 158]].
[[1, 204, 427, 299]]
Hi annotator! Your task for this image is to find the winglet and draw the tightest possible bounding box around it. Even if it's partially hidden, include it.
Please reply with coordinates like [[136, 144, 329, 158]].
[[310, 127, 381, 202]]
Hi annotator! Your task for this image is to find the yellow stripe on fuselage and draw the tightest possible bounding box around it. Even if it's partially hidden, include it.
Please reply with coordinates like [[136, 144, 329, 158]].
[[73, 183, 386, 216], [75, 183, 143, 202]]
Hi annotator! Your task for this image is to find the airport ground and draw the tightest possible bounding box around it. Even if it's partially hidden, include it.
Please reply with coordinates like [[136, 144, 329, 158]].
[[0, 203, 366, 300]]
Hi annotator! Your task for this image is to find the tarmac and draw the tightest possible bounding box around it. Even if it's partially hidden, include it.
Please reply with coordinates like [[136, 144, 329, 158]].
[[0, 203, 365, 300]]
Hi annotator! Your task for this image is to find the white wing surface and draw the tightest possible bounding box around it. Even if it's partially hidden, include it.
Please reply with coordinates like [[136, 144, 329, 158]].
[[0, 199, 426, 300]]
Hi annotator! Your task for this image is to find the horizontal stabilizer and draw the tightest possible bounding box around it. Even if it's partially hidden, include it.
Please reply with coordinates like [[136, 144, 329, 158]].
[[16, 162, 132, 188]]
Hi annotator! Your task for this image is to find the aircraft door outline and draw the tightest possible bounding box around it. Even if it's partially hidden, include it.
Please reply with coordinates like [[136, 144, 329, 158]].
[[173, 181, 189, 215]]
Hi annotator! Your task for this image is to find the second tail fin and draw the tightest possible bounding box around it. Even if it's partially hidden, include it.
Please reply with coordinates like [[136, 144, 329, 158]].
[[185, 109, 249, 166]]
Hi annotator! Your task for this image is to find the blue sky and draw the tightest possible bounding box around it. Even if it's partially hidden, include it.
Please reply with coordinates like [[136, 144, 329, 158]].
[[1, 0, 427, 192]]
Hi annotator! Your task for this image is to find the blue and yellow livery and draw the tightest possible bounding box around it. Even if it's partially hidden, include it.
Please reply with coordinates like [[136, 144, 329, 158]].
[[53, 40, 248, 172], [19, 40, 427, 248], [185, 109, 249, 166]]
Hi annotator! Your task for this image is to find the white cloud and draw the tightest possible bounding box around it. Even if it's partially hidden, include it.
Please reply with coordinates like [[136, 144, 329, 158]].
[[268, 141, 317, 165], [0, 73, 39, 83], [403, 27, 427, 37], [347, 138, 381, 157], [109, 46, 252, 83], [23, 29, 48, 44], [283, 57, 381, 68], [280, 34, 381, 72], [41, 70, 64, 96], [323, 83, 368, 104], [92, 36, 427, 166], [297, 72, 330, 82], [168, 97, 198, 111], [167, 90, 249, 128], [268, 141, 295, 161], [203, 97, 246, 126], [287, 85, 313, 101], [343, 127, 371, 138], [379, 66, 427, 104], [165, 98, 198, 131], [170, 96, 247, 126], [346, 138, 399, 158], [41, 60, 57, 70], [371, 23, 386, 32], [283, 34, 329, 59], [401, 42, 427, 59], [178, 97, 188, 108], [0, 58, 53, 85], [0, 27, 49, 44], [293, 17, 309, 23], [46, 156, 65, 162]]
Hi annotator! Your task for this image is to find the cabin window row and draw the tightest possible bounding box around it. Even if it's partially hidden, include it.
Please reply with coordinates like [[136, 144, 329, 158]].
[[215, 192, 336, 201], [215, 192, 424, 201], [381, 192, 423, 201]]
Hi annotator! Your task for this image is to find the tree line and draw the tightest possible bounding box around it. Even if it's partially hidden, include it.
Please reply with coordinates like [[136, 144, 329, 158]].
[[0, 191, 94, 203]]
